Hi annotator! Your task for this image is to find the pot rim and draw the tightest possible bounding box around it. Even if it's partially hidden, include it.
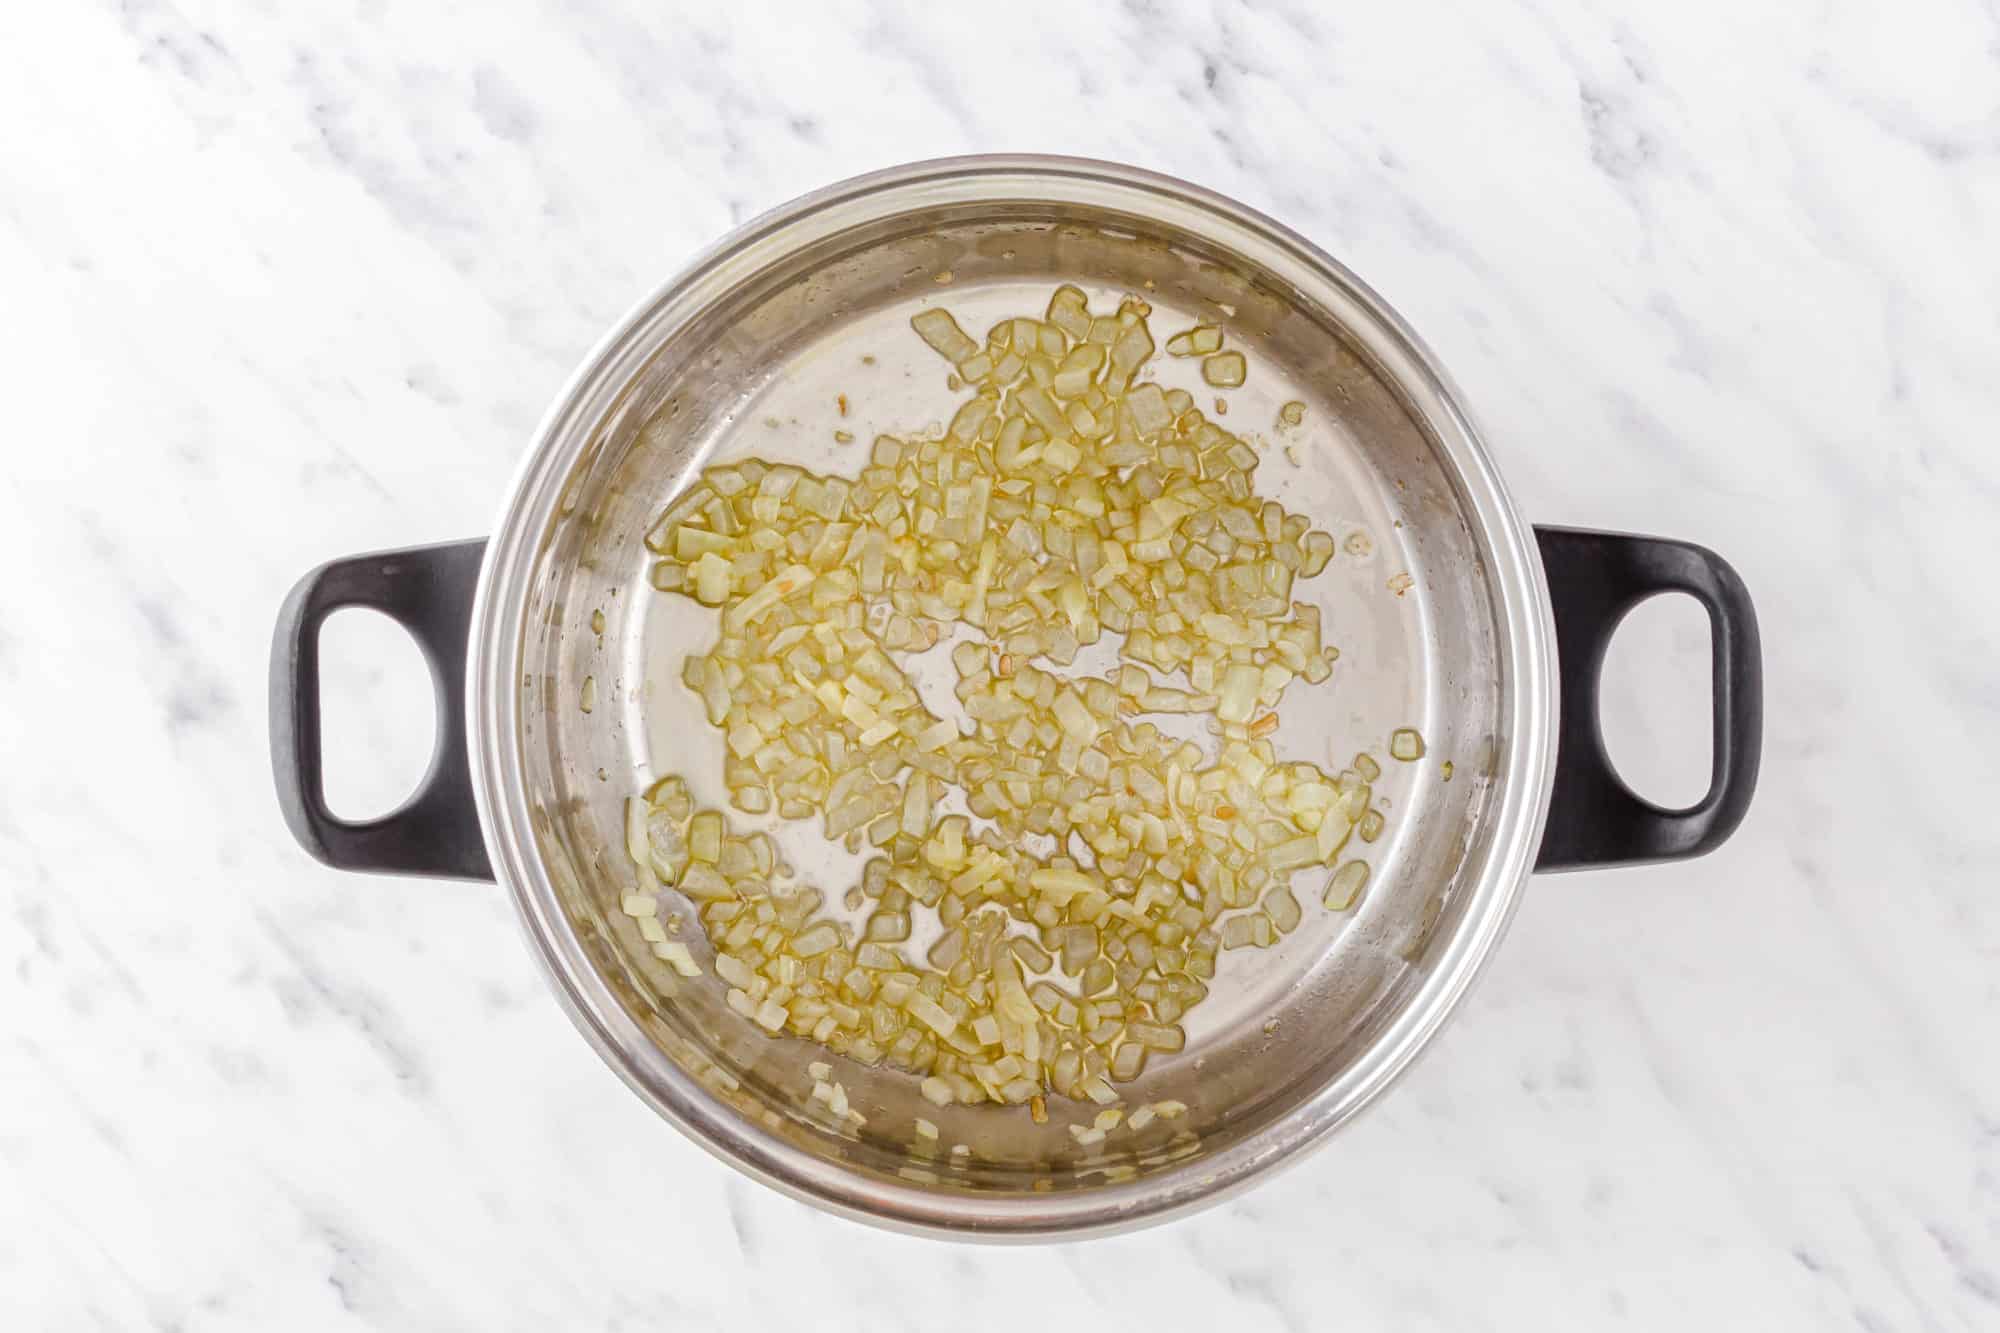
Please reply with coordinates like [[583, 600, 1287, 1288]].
[[467, 154, 1557, 1239]]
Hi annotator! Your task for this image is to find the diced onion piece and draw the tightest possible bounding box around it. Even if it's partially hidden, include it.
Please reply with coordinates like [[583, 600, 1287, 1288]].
[[652, 940, 701, 976], [678, 863, 734, 900], [906, 993, 959, 1038], [1109, 323, 1153, 382], [1166, 325, 1221, 356], [1267, 835, 1321, 871], [1216, 664, 1261, 724], [1126, 382, 1172, 435], [1390, 727, 1426, 761], [791, 922, 841, 957], [1029, 867, 1096, 903], [725, 563, 814, 631], [915, 718, 958, 751], [1315, 807, 1354, 860], [1045, 284, 1092, 339], [691, 552, 731, 605], [950, 396, 994, 441], [1013, 385, 1066, 435], [626, 796, 654, 872], [911, 308, 980, 364], [1202, 351, 1246, 388], [1324, 859, 1370, 910], [688, 812, 723, 863], [1052, 690, 1099, 742]]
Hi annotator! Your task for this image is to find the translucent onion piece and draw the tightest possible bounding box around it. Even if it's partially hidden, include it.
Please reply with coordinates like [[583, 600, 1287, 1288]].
[[1201, 352, 1246, 388], [653, 940, 701, 976], [911, 308, 979, 364], [1324, 859, 1370, 910]]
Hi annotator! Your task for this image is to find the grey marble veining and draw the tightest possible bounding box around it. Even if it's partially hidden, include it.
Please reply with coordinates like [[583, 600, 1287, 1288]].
[[1, 1, 1995, 1329]]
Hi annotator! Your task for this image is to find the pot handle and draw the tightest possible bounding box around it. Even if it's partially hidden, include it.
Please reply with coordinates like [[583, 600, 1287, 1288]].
[[270, 539, 495, 880], [1532, 526, 1762, 871]]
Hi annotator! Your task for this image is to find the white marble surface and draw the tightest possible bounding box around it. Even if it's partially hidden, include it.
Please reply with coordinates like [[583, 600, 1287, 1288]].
[[3, 1, 1996, 1328]]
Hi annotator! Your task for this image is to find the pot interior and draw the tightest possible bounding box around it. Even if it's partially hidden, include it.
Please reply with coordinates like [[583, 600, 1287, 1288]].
[[500, 172, 1530, 1225]]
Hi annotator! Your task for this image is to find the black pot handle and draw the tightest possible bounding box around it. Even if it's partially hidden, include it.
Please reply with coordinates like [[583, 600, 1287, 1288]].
[[1533, 526, 1762, 871], [270, 539, 495, 880]]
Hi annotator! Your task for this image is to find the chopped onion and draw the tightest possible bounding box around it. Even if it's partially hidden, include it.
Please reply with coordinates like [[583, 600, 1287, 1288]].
[[1201, 352, 1246, 388], [1324, 860, 1370, 910], [910, 308, 979, 364], [653, 940, 701, 977], [1165, 325, 1222, 357], [626, 284, 1393, 1109]]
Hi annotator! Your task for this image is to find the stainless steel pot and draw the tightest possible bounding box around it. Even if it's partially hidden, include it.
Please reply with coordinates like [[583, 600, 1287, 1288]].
[[271, 157, 1760, 1238]]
